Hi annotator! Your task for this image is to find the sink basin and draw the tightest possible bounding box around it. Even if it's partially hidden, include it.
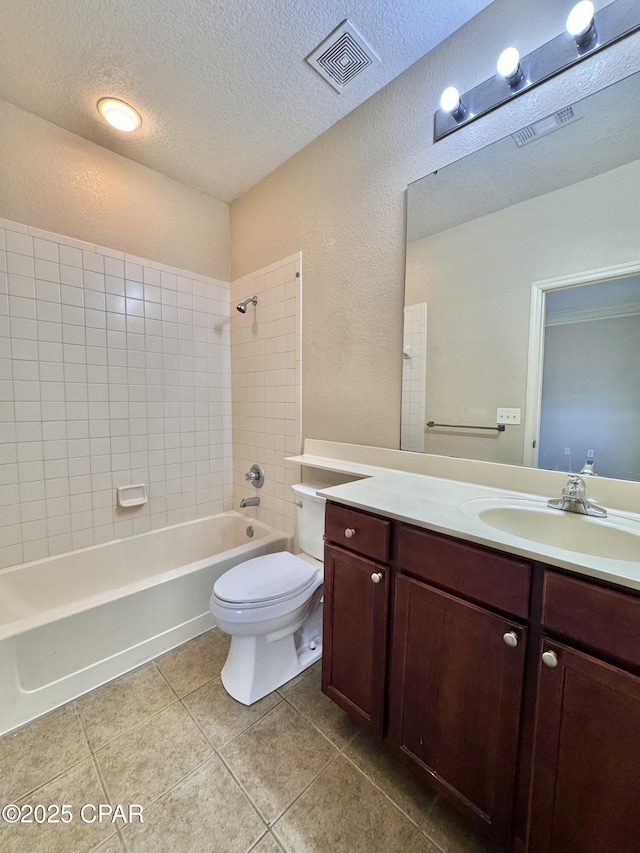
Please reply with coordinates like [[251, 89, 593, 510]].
[[461, 497, 640, 562]]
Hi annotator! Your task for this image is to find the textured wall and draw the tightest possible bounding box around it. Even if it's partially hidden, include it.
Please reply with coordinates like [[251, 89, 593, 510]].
[[0, 100, 229, 281], [230, 0, 640, 450]]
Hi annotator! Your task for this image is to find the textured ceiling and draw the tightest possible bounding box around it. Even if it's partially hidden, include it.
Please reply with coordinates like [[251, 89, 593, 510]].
[[0, 0, 492, 203]]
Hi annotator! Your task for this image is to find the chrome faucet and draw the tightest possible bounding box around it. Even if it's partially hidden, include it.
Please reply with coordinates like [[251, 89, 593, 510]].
[[239, 496, 260, 508], [547, 475, 607, 518]]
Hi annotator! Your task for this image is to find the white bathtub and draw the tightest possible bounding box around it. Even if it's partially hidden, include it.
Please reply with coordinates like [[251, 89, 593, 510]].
[[0, 512, 291, 735]]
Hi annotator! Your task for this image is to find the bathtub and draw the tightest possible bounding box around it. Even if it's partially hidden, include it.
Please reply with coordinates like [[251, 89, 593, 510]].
[[0, 512, 291, 736]]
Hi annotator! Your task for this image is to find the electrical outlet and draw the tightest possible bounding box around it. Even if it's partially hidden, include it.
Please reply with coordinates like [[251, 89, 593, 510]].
[[496, 408, 521, 425], [564, 447, 571, 456], [586, 448, 595, 459]]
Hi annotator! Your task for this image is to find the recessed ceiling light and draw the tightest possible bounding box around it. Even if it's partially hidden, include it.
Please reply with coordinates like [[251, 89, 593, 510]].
[[97, 98, 142, 132]]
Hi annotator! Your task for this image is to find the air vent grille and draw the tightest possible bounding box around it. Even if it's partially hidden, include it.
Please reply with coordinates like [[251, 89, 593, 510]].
[[512, 105, 582, 147], [307, 20, 380, 92]]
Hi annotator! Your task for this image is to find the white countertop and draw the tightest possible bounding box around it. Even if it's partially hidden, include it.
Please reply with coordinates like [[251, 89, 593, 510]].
[[316, 469, 640, 592]]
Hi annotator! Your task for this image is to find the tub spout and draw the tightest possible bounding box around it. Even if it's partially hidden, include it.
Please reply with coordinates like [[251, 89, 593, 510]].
[[240, 496, 260, 508]]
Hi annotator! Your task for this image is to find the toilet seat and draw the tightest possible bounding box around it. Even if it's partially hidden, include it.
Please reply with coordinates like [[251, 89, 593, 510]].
[[213, 551, 318, 609]]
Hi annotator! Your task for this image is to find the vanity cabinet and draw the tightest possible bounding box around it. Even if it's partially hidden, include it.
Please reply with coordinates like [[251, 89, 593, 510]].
[[527, 570, 640, 853], [322, 500, 640, 853], [390, 526, 530, 847], [321, 503, 391, 735]]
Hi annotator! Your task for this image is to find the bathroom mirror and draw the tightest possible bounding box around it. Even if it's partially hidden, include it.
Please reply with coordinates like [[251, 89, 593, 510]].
[[402, 70, 640, 482]]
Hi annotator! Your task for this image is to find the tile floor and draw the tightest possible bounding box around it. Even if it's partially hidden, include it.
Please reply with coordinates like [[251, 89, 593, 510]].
[[0, 629, 493, 853]]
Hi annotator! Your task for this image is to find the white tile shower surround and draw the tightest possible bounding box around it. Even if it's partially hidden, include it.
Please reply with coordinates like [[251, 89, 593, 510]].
[[0, 218, 233, 569], [230, 254, 302, 537]]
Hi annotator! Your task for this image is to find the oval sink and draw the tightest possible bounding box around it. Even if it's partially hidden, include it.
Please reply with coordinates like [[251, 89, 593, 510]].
[[461, 498, 640, 562]]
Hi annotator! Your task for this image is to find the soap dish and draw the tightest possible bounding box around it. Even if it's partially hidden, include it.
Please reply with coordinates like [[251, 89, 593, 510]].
[[116, 484, 148, 508]]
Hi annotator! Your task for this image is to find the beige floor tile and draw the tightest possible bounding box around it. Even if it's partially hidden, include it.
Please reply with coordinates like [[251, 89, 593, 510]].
[[122, 755, 265, 853], [91, 836, 125, 853], [276, 660, 320, 697], [286, 666, 359, 750], [419, 796, 494, 853], [272, 755, 440, 853], [95, 703, 212, 809], [344, 730, 435, 826], [155, 630, 229, 697], [0, 757, 114, 853], [77, 663, 177, 750], [0, 704, 90, 802], [220, 701, 338, 824], [250, 831, 285, 852], [182, 676, 281, 749]]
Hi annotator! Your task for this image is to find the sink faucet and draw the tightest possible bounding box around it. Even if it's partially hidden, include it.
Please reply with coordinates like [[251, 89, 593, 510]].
[[547, 475, 607, 518], [240, 496, 260, 508]]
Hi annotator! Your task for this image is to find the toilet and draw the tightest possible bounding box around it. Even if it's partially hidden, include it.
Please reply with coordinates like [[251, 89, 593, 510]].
[[209, 482, 329, 705]]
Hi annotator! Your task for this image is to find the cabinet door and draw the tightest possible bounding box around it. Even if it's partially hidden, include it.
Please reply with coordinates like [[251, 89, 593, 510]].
[[529, 640, 640, 853], [322, 544, 388, 735], [389, 574, 526, 844]]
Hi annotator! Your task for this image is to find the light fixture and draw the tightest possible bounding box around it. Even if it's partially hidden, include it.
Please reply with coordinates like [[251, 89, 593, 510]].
[[566, 1, 597, 46], [497, 47, 524, 86], [434, 0, 639, 142], [439, 86, 466, 119], [97, 98, 142, 132]]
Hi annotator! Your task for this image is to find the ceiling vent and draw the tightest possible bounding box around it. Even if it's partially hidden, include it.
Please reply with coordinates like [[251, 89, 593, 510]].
[[306, 20, 380, 93], [512, 105, 582, 147]]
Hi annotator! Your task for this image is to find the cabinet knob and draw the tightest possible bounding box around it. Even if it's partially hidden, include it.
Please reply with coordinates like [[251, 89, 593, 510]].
[[344, 528, 356, 539], [542, 650, 559, 668], [371, 572, 383, 584], [502, 631, 519, 648]]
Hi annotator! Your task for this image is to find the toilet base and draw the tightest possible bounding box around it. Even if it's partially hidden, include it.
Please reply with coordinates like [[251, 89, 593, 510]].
[[220, 598, 323, 705]]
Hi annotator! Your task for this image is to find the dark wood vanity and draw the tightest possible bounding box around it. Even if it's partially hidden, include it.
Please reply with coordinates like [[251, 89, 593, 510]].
[[322, 500, 640, 853]]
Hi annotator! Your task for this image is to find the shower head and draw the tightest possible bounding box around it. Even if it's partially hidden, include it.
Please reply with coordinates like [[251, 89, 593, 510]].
[[236, 296, 258, 313]]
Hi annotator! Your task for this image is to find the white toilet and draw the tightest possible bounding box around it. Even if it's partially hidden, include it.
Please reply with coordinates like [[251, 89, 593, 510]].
[[209, 482, 328, 705]]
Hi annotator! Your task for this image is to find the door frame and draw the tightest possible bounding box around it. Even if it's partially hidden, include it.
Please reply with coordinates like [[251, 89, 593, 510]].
[[523, 259, 640, 467]]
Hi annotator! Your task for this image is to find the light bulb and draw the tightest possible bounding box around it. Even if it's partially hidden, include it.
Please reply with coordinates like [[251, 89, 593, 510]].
[[497, 47, 523, 84], [97, 98, 142, 132], [440, 87, 461, 113], [566, 1, 596, 43]]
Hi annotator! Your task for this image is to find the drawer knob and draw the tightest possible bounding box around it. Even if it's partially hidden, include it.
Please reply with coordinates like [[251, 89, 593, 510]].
[[344, 528, 356, 539], [371, 572, 383, 584], [542, 650, 559, 668], [502, 631, 519, 648]]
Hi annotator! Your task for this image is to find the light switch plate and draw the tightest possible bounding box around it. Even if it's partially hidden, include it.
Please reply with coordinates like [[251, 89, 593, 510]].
[[496, 407, 521, 425]]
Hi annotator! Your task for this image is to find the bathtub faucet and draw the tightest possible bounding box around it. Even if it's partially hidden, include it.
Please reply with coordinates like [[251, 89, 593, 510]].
[[240, 496, 260, 508]]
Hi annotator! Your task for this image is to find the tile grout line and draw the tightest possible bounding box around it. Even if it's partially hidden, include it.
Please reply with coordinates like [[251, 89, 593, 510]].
[[280, 693, 359, 754], [269, 750, 344, 848], [74, 701, 128, 853], [338, 749, 451, 852]]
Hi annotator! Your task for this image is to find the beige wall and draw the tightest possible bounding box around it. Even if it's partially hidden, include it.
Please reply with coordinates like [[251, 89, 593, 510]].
[[0, 99, 229, 280], [230, 0, 640, 450], [405, 158, 640, 465]]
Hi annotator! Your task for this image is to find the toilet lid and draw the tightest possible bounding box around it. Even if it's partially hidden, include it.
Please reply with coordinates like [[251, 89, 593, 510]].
[[213, 551, 318, 605]]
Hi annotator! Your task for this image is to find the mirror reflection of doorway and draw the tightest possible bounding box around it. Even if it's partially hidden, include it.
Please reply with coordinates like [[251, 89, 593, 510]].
[[530, 272, 640, 480]]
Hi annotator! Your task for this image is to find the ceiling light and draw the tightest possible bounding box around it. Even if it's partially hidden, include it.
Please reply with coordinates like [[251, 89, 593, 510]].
[[497, 47, 524, 86], [97, 98, 142, 132], [566, 1, 596, 45], [439, 87, 466, 120]]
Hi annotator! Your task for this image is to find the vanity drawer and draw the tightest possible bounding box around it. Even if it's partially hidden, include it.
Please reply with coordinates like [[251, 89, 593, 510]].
[[397, 525, 531, 618], [543, 571, 640, 670], [325, 502, 391, 563]]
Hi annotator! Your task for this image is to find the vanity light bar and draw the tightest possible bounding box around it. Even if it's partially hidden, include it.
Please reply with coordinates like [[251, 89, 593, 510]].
[[434, 0, 640, 142]]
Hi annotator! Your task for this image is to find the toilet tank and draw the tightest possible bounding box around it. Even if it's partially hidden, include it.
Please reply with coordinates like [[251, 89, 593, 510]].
[[291, 482, 331, 561]]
